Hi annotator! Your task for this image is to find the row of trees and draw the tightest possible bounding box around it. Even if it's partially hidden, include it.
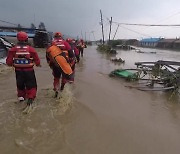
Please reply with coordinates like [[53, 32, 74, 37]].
[[17, 22, 46, 30]]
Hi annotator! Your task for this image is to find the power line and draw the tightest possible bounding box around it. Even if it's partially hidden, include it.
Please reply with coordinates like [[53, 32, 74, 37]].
[[155, 11, 180, 24], [0, 19, 18, 26], [119, 25, 152, 38], [113, 21, 180, 27]]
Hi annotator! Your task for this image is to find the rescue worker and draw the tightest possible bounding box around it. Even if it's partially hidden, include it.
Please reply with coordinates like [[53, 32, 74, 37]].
[[66, 38, 79, 64], [77, 39, 86, 57], [65, 38, 78, 82], [6, 31, 41, 105], [71, 39, 80, 63], [46, 32, 74, 97]]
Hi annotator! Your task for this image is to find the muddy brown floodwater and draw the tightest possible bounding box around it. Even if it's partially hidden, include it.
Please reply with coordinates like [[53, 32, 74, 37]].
[[0, 46, 180, 154]]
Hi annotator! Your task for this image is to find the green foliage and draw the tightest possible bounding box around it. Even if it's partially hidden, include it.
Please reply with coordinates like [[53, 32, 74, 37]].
[[97, 44, 111, 52], [17, 24, 22, 28], [97, 44, 117, 54], [31, 23, 36, 29], [108, 40, 123, 48], [38, 22, 46, 30]]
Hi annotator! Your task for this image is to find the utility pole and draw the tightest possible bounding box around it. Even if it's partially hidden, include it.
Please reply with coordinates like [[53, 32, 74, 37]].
[[85, 31, 87, 41], [77, 36, 79, 40], [34, 13, 36, 26], [100, 9, 105, 44], [91, 31, 96, 41], [89, 32, 91, 41], [113, 24, 119, 40], [109, 17, 112, 42], [81, 30, 83, 39]]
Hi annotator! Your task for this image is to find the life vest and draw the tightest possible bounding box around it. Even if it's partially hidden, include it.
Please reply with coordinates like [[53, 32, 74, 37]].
[[13, 45, 34, 68], [52, 39, 66, 50], [47, 45, 72, 76]]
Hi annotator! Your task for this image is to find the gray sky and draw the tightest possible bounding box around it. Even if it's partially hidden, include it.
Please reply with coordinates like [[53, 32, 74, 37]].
[[1, 0, 180, 40]]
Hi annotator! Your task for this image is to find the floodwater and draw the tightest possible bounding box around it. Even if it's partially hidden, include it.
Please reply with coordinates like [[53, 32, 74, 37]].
[[0, 46, 180, 154]]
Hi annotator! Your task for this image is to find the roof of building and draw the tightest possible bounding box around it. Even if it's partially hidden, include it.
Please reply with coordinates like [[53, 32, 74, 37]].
[[0, 32, 35, 38], [140, 38, 161, 43]]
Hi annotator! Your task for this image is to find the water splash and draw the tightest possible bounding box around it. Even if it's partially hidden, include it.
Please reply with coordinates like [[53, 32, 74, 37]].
[[52, 83, 74, 116]]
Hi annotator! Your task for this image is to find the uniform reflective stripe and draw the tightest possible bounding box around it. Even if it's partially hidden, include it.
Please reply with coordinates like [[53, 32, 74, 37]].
[[13, 45, 34, 68], [16, 52, 30, 55], [16, 46, 28, 49], [57, 44, 65, 47]]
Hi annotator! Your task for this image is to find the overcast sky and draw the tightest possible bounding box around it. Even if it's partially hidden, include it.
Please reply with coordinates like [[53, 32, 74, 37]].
[[1, 0, 180, 40]]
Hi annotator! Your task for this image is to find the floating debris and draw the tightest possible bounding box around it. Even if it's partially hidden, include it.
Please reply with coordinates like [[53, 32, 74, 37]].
[[111, 57, 125, 63], [110, 60, 180, 92]]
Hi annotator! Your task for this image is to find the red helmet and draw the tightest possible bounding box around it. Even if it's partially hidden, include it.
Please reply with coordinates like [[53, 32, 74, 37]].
[[54, 32, 62, 38], [66, 38, 72, 43], [17, 31, 28, 41]]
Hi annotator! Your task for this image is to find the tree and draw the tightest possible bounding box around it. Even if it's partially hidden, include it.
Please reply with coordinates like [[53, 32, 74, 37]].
[[17, 24, 22, 31], [17, 24, 22, 28], [31, 23, 36, 29], [38, 22, 46, 30]]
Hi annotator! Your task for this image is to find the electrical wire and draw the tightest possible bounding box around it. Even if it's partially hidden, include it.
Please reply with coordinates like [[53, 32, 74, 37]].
[[0, 19, 18, 26], [119, 25, 152, 37], [113, 21, 180, 27]]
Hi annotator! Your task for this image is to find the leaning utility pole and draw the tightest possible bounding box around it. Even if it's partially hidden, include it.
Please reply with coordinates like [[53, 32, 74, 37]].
[[100, 9, 105, 44], [113, 24, 119, 40], [108, 17, 112, 42]]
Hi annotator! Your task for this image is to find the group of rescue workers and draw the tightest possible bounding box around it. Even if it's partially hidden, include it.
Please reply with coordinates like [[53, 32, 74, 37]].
[[6, 31, 86, 106]]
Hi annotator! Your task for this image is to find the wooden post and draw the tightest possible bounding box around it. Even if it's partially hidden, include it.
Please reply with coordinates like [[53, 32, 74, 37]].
[[81, 30, 83, 40], [100, 10, 105, 44], [85, 31, 86, 41], [91, 31, 96, 41], [109, 17, 112, 42]]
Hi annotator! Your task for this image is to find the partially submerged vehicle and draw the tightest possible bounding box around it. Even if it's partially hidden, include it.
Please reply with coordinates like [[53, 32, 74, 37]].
[[33, 31, 53, 48], [110, 60, 180, 92]]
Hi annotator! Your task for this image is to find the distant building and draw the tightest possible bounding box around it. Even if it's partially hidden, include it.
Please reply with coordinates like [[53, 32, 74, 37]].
[[172, 39, 180, 50], [156, 39, 177, 49], [139, 38, 162, 47], [125, 39, 139, 46]]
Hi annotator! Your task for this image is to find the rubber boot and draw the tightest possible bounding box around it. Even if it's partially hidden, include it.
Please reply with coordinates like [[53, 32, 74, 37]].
[[54, 91, 58, 98], [60, 83, 65, 91], [27, 98, 33, 106]]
